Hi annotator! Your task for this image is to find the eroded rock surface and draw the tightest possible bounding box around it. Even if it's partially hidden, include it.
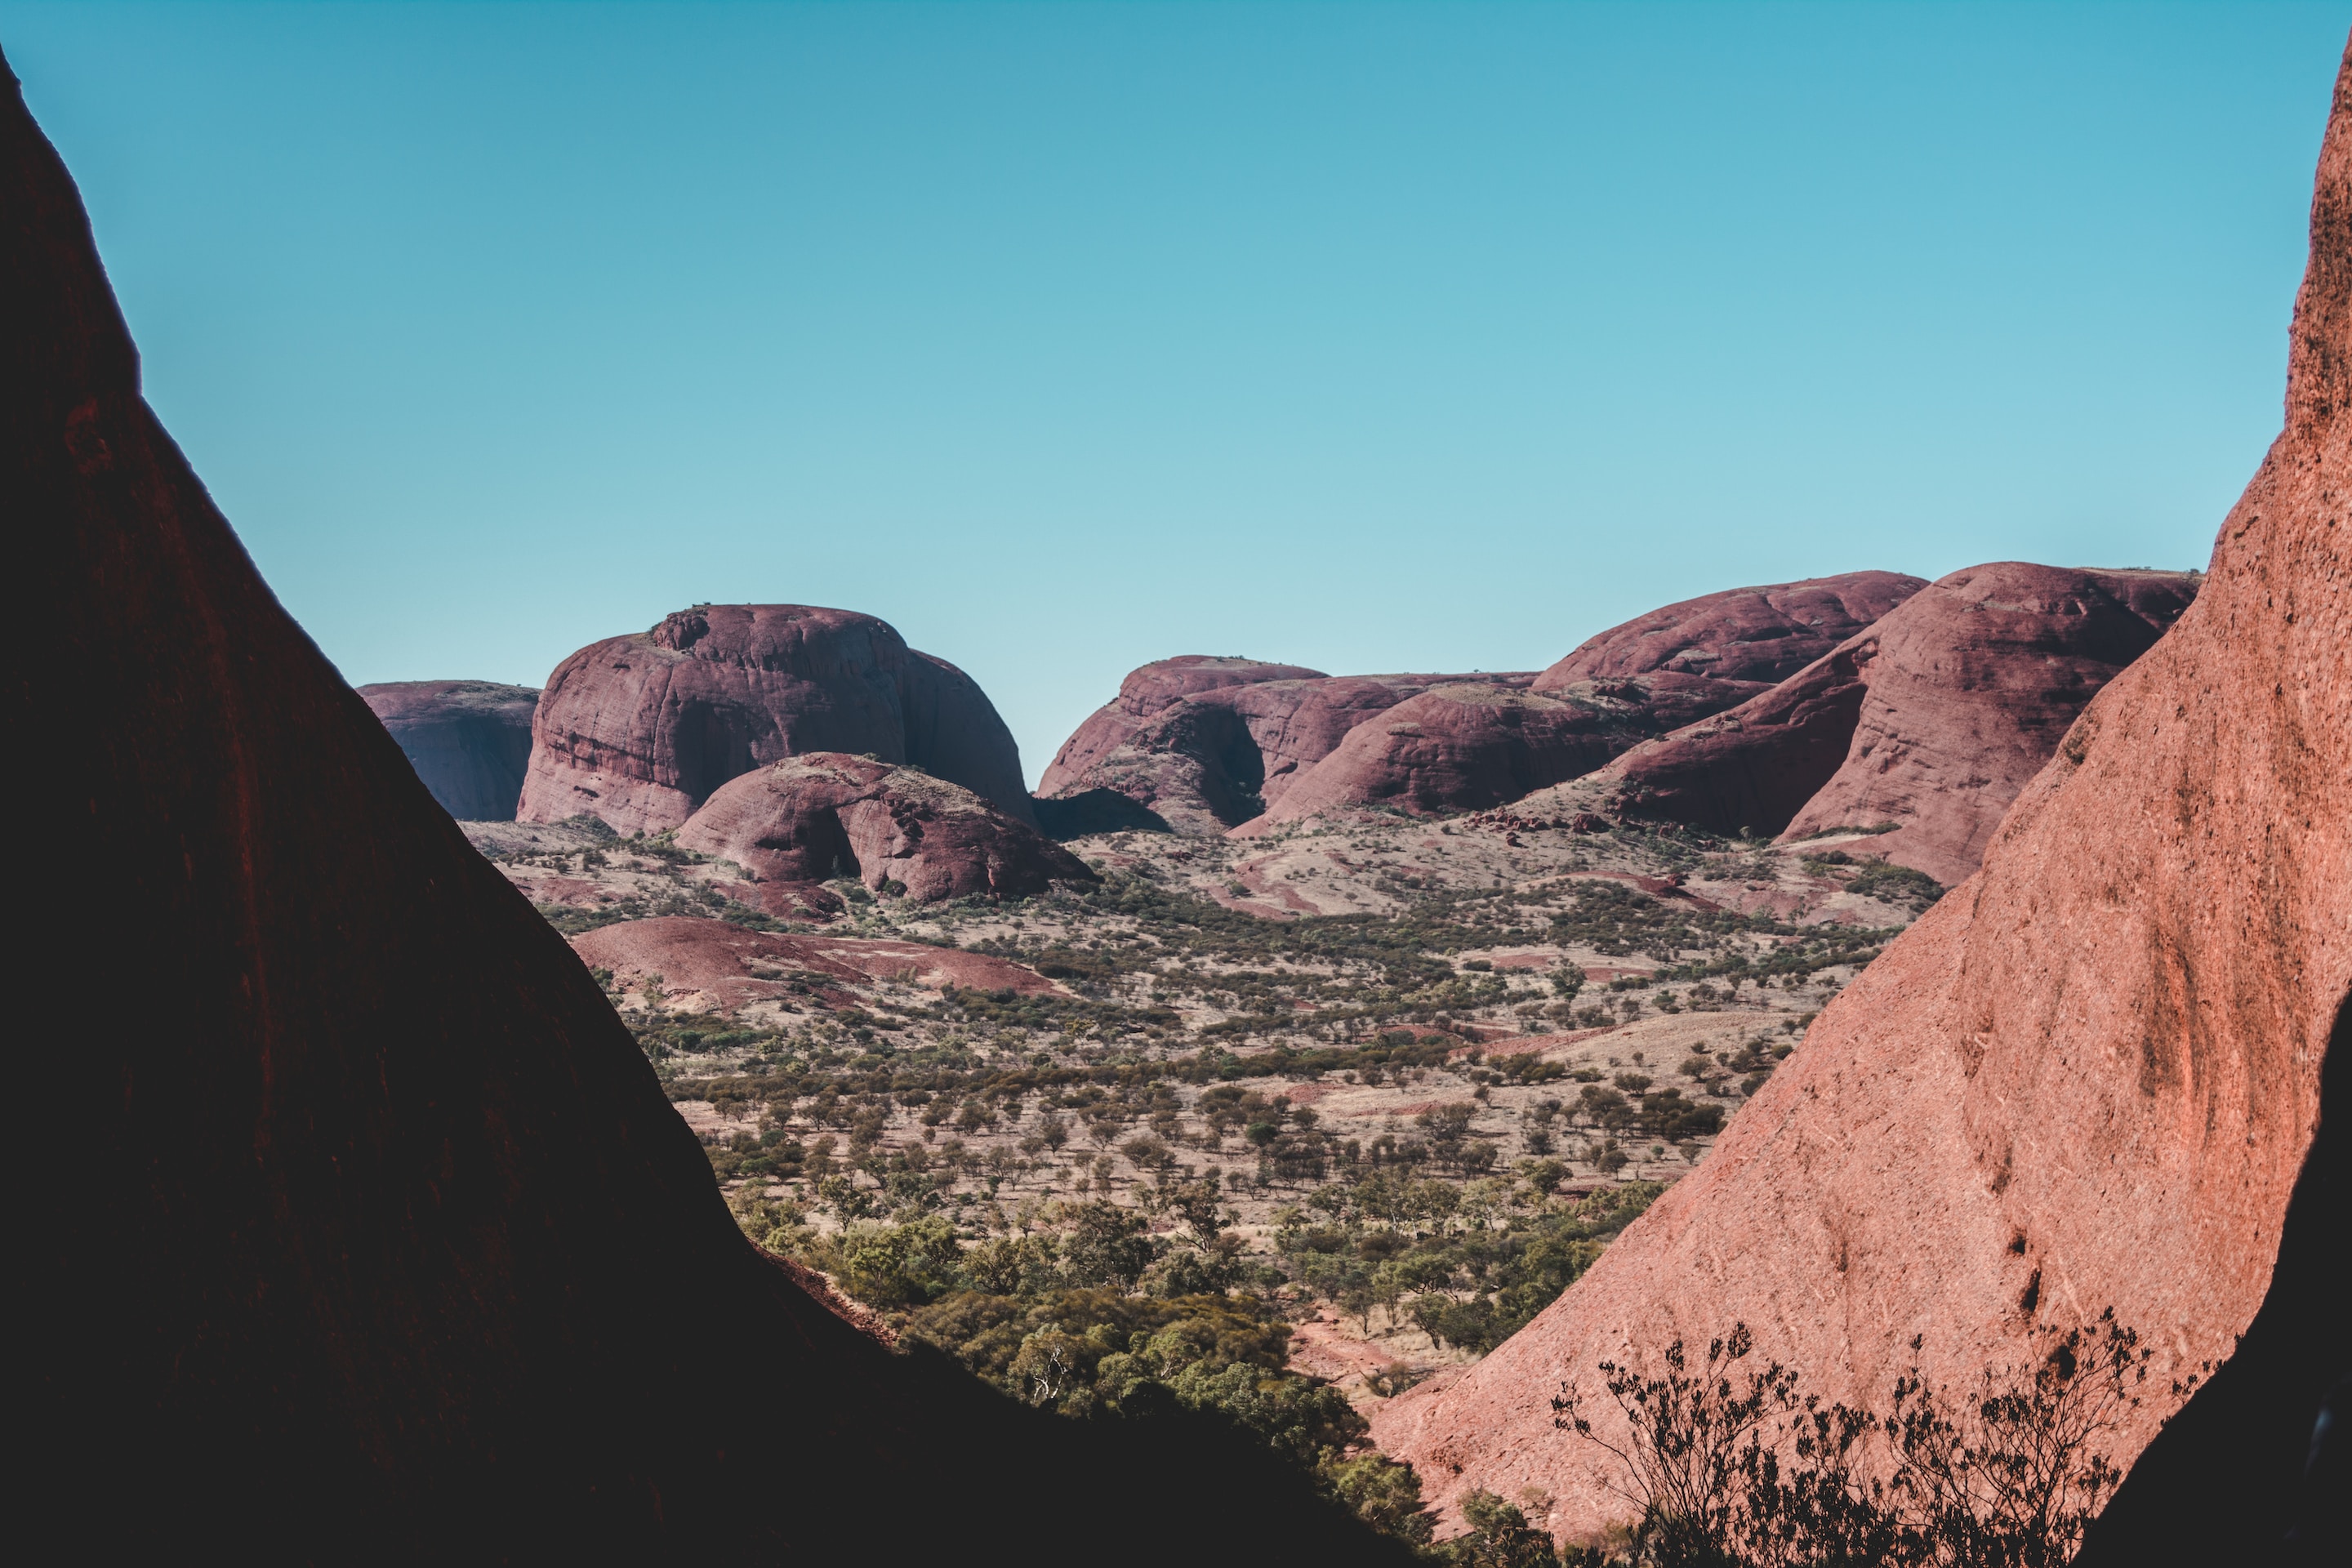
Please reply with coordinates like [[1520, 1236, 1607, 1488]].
[[359, 679, 539, 820], [1372, 52, 2350, 1544], [518, 604, 1032, 835], [676, 752, 1095, 915]]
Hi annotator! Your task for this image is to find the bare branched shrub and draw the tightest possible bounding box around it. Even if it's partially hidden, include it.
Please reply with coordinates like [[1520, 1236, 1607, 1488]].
[[1550, 1310, 2190, 1568]]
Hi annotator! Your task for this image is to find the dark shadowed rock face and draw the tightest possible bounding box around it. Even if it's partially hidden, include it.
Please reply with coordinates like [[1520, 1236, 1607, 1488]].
[[11, 59, 1402, 1565], [1373, 46, 2348, 1541], [359, 679, 538, 820], [676, 753, 1096, 915], [1534, 571, 1926, 689], [1253, 675, 1743, 826], [518, 604, 1033, 835], [1779, 564, 2202, 884], [1566, 643, 1879, 840]]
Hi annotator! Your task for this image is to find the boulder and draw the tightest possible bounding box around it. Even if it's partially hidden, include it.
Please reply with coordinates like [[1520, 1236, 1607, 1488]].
[[1370, 49, 2350, 1548], [1253, 674, 1754, 827], [1775, 564, 2200, 884], [9, 59, 1402, 1564], [517, 604, 1033, 835], [359, 679, 538, 820], [1533, 570, 1926, 689], [675, 752, 1096, 914]]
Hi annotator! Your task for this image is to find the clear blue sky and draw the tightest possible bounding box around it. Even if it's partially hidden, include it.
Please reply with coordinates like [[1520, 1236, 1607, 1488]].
[[7, 3, 2345, 785]]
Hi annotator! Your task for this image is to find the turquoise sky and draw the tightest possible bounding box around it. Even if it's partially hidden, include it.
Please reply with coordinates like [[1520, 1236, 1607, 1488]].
[[7, 3, 2345, 783]]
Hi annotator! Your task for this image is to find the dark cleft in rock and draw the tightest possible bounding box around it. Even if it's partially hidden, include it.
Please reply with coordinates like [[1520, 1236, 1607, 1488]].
[[519, 604, 1033, 835], [676, 752, 1097, 916], [10, 54, 1406, 1566], [359, 679, 538, 820]]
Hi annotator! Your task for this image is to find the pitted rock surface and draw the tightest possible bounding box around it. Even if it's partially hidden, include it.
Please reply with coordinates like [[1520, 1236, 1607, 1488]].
[[359, 679, 539, 820], [677, 752, 1094, 914], [518, 604, 1031, 835]]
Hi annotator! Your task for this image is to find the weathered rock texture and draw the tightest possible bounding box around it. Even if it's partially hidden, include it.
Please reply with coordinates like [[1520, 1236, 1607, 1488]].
[[1253, 675, 1754, 827], [676, 752, 1096, 915], [1373, 45, 2350, 1544], [359, 679, 539, 820], [9, 57, 1401, 1563], [1575, 565, 2199, 868], [518, 604, 1034, 835], [1778, 564, 2202, 884], [572, 915, 1064, 1013], [1532, 571, 1925, 689]]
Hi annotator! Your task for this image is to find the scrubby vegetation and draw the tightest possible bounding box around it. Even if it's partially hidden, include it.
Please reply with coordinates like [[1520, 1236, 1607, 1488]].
[[1548, 1312, 2194, 1567]]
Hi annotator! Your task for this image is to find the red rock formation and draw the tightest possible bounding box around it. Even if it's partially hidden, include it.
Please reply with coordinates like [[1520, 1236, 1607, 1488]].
[[1045, 581, 1917, 837], [1036, 654, 1327, 800], [517, 604, 1034, 835], [1575, 566, 2198, 862], [572, 915, 1062, 1013], [1254, 674, 1753, 827], [359, 679, 538, 820], [675, 751, 1096, 914], [1775, 564, 2201, 884], [10, 59, 1401, 1562], [1534, 571, 1926, 689], [1372, 47, 2350, 1544]]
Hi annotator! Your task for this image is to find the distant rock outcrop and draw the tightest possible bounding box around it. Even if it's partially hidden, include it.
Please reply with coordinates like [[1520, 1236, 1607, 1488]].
[[676, 752, 1095, 915], [11, 56, 1404, 1565], [517, 604, 1033, 835], [1532, 571, 1926, 690], [1570, 565, 2199, 871], [572, 915, 1064, 1013], [359, 679, 539, 820], [1777, 564, 2201, 884], [1252, 674, 1754, 828], [1372, 48, 2349, 1548], [1040, 657, 1552, 833]]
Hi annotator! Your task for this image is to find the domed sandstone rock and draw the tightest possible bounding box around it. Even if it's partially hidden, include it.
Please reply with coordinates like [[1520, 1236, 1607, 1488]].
[[518, 604, 1033, 835], [676, 752, 1095, 913]]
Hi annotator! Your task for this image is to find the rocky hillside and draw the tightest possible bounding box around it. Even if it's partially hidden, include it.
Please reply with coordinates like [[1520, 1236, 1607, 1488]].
[[1370, 45, 2350, 1547]]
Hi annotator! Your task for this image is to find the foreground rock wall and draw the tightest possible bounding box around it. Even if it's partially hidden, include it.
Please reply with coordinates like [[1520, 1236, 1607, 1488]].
[[8, 57, 1399, 1563], [1374, 43, 2350, 1542], [359, 678, 539, 819]]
